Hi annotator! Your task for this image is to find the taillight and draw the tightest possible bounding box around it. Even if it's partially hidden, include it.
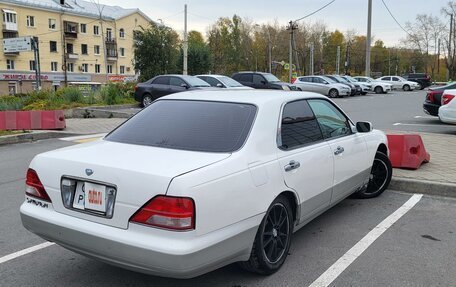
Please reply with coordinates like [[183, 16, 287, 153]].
[[426, 91, 437, 103], [25, 168, 51, 202], [130, 195, 195, 231], [134, 85, 139, 91], [442, 94, 455, 105]]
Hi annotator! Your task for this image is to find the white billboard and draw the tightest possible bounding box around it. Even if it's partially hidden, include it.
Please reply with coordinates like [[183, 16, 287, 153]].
[[3, 37, 33, 53]]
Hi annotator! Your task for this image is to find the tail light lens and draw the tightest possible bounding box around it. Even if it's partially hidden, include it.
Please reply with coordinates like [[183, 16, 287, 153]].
[[25, 168, 51, 202], [130, 196, 195, 231], [426, 91, 437, 103], [442, 94, 455, 105], [134, 85, 139, 91]]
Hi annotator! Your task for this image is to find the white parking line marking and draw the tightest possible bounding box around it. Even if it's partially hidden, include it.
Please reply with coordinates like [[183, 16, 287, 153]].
[[308, 194, 423, 287], [59, 133, 107, 142], [414, 115, 436, 119], [393, 123, 455, 128], [0, 242, 55, 264]]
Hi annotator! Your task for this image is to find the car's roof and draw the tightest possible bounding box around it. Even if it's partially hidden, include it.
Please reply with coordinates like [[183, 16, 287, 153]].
[[233, 71, 269, 75], [160, 90, 326, 106], [196, 74, 226, 78]]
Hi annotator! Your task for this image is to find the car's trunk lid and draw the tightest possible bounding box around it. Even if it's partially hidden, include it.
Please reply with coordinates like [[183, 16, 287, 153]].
[[32, 140, 230, 229]]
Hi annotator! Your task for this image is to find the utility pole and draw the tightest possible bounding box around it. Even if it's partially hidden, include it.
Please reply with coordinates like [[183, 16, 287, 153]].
[[310, 43, 314, 75], [365, 0, 372, 77], [32, 37, 41, 90], [449, 14, 453, 81], [438, 38, 441, 74], [183, 4, 188, 75], [287, 21, 298, 82], [388, 49, 391, 75], [267, 29, 272, 73], [336, 45, 340, 74], [344, 41, 350, 74]]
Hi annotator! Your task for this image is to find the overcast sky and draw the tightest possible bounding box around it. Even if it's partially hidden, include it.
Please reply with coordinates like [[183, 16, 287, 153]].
[[98, 0, 449, 46]]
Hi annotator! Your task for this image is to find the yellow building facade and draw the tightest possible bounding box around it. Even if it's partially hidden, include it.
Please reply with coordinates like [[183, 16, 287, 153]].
[[0, 0, 151, 95]]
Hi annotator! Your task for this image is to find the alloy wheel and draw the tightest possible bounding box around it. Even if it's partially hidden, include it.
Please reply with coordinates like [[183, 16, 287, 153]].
[[261, 203, 290, 264], [366, 158, 389, 194]]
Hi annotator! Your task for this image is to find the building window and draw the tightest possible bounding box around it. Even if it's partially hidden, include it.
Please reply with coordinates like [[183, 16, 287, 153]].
[[81, 44, 88, 55], [107, 65, 113, 74], [119, 47, 125, 57], [50, 41, 57, 52], [119, 28, 125, 38], [67, 63, 74, 72], [66, 43, 73, 54], [6, 59, 15, 70], [120, 65, 125, 74], [94, 45, 100, 55], [81, 63, 88, 73], [49, 18, 56, 30], [51, 62, 58, 72], [93, 25, 99, 35], [106, 28, 113, 41], [29, 60, 36, 71], [80, 23, 87, 33], [26, 16, 35, 27], [3, 12, 17, 24], [8, 82, 17, 95], [95, 64, 101, 74]]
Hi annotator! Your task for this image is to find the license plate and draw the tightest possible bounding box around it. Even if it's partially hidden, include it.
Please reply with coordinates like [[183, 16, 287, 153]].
[[72, 181, 107, 213]]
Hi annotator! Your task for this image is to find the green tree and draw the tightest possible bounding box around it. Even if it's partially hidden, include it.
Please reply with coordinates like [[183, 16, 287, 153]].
[[133, 23, 180, 81], [178, 31, 213, 75], [322, 30, 345, 74]]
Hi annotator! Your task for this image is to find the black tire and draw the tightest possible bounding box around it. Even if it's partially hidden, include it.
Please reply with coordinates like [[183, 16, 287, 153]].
[[374, 86, 383, 94], [417, 83, 423, 90], [239, 195, 293, 275], [141, 94, 153, 107], [329, 89, 339, 98], [297, 88, 302, 91], [355, 152, 392, 199], [361, 92, 368, 95], [403, 84, 410, 91]]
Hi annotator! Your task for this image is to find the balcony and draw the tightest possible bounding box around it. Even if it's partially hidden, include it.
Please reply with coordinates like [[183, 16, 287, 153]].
[[66, 53, 79, 60], [105, 37, 116, 44], [3, 22, 17, 32], [64, 21, 78, 39]]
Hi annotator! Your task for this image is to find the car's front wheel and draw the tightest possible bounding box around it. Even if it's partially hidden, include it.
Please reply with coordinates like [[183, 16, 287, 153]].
[[239, 195, 293, 275], [403, 84, 411, 91], [355, 152, 392, 199], [374, 86, 383, 94], [142, 94, 153, 107], [329, 89, 339, 98]]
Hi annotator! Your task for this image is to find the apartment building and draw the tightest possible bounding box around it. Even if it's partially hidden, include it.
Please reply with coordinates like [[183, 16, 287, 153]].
[[0, 0, 151, 95]]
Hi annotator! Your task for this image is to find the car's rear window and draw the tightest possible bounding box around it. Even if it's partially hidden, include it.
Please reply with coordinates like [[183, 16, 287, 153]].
[[105, 100, 257, 153]]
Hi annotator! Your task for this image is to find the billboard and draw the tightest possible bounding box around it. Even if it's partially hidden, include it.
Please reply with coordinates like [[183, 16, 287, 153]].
[[3, 37, 33, 53]]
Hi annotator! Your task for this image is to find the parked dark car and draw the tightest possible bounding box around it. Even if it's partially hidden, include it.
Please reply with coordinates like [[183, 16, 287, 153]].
[[325, 75, 359, 96], [404, 73, 431, 90], [423, 82, 456, 116], [134, 75, 212, 107], [231, 72, 293, 90]]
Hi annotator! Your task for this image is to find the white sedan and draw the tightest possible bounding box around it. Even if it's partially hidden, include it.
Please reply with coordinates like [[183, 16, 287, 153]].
[[353, 76, 392, 94], [376, 76, 420, 91], [439, 89, 456, 124], [20, 90, 392, 278]]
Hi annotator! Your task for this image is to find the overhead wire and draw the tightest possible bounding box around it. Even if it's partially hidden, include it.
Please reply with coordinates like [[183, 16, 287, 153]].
[[294, 0, 336, 22]]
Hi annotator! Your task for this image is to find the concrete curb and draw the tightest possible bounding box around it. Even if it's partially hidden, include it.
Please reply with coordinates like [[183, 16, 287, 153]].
[[390, 177, 456, 198], [0, 131, 75, 146], [65, 104, 140, 119]]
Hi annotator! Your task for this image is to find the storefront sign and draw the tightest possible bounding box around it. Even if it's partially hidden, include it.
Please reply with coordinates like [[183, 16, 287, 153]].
[[0, 72, 92, 82], [108, 75, 136, 82]]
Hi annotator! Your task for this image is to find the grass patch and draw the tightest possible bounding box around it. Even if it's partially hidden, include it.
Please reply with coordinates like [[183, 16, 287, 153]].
[[0, 130, 29, 136]]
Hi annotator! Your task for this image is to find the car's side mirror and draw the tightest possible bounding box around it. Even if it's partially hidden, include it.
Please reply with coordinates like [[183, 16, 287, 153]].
[[356, 121, 373, 133], [261, 80, 267, 85], [181, 83, 189, 89], [216, 83, 223, 88]]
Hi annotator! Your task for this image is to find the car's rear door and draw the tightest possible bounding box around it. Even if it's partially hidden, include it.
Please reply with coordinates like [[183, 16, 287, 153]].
[[277, 100, 334, 222], [236, 74, 254, 88], [308, 99, 370, 204], [150, 76, 170, 99]]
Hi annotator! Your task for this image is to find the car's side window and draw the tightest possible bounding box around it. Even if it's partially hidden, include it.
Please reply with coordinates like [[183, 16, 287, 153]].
[[202, 77, 221, 87], [238, 74, 253, 82], [253, 74, 265, 85], [392, 77, 400, 82], [152, 76, 169, 85], [279, 100, 324, 150], [382, 77, 391, 81], [170, 77, 186, 87], [308, 99, 351, 140]]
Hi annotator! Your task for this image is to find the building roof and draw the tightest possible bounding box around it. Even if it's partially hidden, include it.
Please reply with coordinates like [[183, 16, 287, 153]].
[[0, 0, 153, 21]]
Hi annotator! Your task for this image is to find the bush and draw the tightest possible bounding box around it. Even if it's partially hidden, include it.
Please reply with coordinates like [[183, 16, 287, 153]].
[[61, 87, 84, 103], [0, 96, 24, 111]]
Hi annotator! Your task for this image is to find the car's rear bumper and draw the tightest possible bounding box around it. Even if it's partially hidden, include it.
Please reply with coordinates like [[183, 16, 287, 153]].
[[423, 102, 439, 116], [20, 201, 259, 279], [439, 105, 456, 124]]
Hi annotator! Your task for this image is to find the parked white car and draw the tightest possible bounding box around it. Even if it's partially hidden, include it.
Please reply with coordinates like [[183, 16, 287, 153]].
[[439, 89, 456, 124], [292, 75, 352, 98], [353, 76, 392, 94], [20, 90, 392, 278], [196, 74, 253, 89], [376, 76, 419, 91], [341, 75, 370, 95]]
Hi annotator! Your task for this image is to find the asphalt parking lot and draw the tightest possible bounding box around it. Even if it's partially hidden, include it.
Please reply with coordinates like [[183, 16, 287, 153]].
[[334, 89, 456, 135], [2, 138, 456, 286]]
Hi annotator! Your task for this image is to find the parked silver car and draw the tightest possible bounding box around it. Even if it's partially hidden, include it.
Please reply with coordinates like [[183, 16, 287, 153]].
[[292, 76, 351, 98]]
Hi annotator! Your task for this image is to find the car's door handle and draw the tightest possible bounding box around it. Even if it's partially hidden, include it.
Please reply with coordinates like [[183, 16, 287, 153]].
[[334, 146, 345, 155], [284, 160, 300, 172]]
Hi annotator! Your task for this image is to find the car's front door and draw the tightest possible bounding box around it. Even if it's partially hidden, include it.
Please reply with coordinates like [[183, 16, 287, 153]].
[[169, 77, 188, 94], [308, 99, 370, 204], [253, 74, 267, 89], [391, 77, 402, 89], [312, 77, 330, 95], [277, 100, 334, 222]]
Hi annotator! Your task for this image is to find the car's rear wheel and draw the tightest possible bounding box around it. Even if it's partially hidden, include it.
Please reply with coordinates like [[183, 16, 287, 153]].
[[329, 89, 339, 98], [417, 83, 423, 90], [142, 94, 153, 107], [239, 195, 293, 275], [374, 86, 383, 94], [355, 152, 392, 199], [403, 84, 411, 91]]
